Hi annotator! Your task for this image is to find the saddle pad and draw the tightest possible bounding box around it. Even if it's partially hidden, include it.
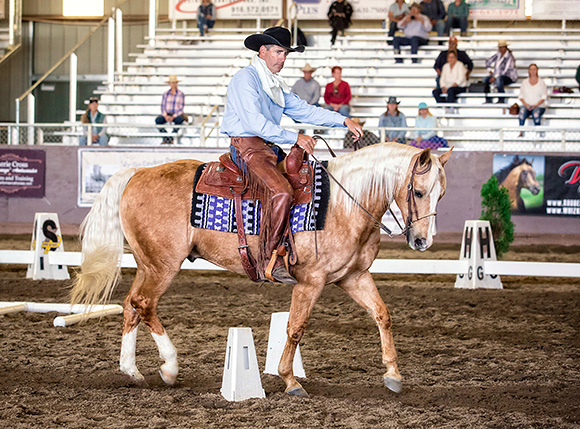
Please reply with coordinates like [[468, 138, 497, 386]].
[[190, 161, 330, 234]]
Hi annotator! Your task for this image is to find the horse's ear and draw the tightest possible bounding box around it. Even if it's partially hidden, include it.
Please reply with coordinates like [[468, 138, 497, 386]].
[[438, 146, 453, 167], [419, 148, 431, 166]]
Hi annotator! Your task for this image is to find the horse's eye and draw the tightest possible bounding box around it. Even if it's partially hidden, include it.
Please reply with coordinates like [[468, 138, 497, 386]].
[[414, 190, 423, 198]]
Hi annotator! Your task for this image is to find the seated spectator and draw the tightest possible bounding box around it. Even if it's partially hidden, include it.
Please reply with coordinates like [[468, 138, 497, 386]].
[[343, 118, 379, 149], [324, 66, 351, 117], [484, 40, 518, 104], [518, 64, 547, 136], [432, 51, 467, 105], [393, 3, 432, 64], [378, 96, 407, 143], [445, 0, 469, 37], [327, 0, 353, 46], [292, 63, 321, 106], [80, 97, 108, 146], [155, 75, 186, 144], [387, 0, 410, 46], [198, 0, 216, 36], [420, 0, 445, 41], [434, 36, 473, 89], [409, 102, 448, 149]]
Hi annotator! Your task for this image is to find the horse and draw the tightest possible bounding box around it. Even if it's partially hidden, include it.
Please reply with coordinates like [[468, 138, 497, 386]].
[[71, 142, 452, 396], [495, 156, 540, 211]]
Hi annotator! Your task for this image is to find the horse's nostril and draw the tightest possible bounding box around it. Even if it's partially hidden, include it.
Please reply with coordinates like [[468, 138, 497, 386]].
[[414, 238, 426, 249]]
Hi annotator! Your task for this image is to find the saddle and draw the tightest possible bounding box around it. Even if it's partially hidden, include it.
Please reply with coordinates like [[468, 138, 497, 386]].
[[195, 144, 313, 205], [194, 144, 313, 282]]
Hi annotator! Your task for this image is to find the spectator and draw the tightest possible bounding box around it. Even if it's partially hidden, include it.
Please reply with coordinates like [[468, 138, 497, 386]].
[[434, 36, 473, 89], [445, 0, 469, 37], [432, 50, 467, 107], [155, 75, 186, 144], [197, 0, 216, 36], [387, 0, 410, 46], [484, 40, 518, 104], [518, 64, 548, 136], [328, 0, 353, 46], [324, 66, 352, 117], [379, 96, 407, 143], [80, 97, 107, 146], [420, 0, 446, 41], [393, 3, 432, 64], [343, 118, 379, 148], [291, 63, 321, 106], [409, 102, 448, 149], [576, 64, 580, 91]]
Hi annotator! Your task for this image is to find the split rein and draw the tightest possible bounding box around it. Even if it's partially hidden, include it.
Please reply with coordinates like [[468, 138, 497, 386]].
[[311, 135, 436, 239]]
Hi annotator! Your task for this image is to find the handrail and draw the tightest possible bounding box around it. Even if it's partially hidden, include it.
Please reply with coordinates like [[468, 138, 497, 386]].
[[16, 0, 129, 104], [201, 104, 219, 127], [0, 43, 22, 66]]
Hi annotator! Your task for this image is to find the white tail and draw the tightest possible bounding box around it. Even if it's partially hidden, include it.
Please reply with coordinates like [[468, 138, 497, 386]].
[[70, 168, 137, 308]]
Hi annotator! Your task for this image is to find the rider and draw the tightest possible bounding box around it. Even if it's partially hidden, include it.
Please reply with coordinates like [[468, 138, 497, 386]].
[[221, 26, 363, 284]]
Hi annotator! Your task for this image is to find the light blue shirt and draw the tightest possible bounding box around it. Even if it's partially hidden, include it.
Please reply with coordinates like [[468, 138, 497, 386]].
[[221, 63, 346, 145], [414, 114, 437, 139]]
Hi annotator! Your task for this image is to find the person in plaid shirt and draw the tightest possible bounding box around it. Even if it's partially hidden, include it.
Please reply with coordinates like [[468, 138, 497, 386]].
[[155, 75, 186, 144]]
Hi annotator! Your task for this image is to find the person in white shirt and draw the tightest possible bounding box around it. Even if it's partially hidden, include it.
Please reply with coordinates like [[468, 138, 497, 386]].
[[518, 63, 547, 132], [432, 51, 467, 103]]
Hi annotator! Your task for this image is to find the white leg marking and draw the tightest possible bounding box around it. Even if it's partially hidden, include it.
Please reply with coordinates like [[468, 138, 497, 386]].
[[120, 327, 144, 381], [152, 331, 178, 385]]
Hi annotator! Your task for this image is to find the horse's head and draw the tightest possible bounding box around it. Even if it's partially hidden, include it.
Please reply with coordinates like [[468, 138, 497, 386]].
[[516, 162, 540, 195], [394, 147, 452, 251]]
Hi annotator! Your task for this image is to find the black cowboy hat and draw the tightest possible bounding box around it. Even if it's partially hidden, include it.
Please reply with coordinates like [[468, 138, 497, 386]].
[[244, 27, 305, 53]]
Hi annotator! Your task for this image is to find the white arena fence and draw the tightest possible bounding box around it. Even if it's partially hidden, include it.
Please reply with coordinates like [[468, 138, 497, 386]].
[[1, 250, 579, 278], [1, 123, 580, 152]]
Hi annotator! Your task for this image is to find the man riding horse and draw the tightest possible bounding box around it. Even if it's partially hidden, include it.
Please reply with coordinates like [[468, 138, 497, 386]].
[[221, 26, 363, 284]]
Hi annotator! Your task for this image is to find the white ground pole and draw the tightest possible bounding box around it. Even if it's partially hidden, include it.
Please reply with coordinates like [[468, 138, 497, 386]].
[[0, 302, 123, 327]]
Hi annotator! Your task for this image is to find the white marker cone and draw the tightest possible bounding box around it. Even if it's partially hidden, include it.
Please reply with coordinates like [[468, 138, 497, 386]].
[[264, 312, 306, 378]]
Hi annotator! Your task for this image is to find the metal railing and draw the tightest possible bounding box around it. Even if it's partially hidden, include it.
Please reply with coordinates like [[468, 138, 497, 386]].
[[2, 122, 579, 152]]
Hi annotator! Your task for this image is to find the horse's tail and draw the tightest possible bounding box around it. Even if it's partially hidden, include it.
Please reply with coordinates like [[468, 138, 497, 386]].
[[70, 168, 137, 308]]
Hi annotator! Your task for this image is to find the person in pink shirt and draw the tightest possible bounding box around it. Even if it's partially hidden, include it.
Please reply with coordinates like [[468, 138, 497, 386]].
[[324, 66, 352, 117]]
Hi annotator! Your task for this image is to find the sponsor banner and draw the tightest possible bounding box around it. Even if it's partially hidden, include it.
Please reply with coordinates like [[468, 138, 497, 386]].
[[78, 148, 221, 207], [290, 0, 387, 20], [468, 0, 525, 20], [531, 0, 580, 20], [0, 149, 46, 198], [169, 0, 282, 20], [492, 154, 580, 216]]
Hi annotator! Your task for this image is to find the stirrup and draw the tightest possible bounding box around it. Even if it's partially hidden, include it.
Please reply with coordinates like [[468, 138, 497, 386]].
[[265, 248, 295, 284]]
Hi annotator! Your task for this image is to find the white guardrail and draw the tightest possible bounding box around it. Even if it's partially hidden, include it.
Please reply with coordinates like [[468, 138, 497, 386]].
[[1, 250, 579, 278]]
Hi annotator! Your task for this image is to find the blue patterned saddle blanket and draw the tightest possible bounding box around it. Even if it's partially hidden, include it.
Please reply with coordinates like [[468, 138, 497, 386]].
[[190, 161, 330, 235]]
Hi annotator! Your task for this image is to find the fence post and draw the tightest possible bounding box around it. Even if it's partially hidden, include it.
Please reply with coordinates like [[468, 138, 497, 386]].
[[561, 129, 566, 151], [498, 128, 504, 151], [8, 0, 15, 46], [108, 16, 115, 91], [116, 8, 123, 75], [27, 94, 35, 145], [69, 53, 78, 124], [200, 125, 206, 147]]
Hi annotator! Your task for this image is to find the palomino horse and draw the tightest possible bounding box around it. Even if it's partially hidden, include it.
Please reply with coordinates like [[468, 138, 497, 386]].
[[71, 142, 452, 396], [496, 156, 540, 211]]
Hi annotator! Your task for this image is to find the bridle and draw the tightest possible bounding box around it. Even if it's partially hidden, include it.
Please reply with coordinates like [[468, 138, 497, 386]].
[[311, 135, 437, 238]]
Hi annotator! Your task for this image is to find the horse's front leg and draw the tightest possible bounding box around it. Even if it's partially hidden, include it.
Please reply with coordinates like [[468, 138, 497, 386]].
[[337, 270, 403, 393], [279, 280, 325, 397]]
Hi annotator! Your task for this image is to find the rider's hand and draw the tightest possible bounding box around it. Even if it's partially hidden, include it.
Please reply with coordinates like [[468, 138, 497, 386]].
[[344, 117, 364, 143], [296, 133, 316, 155]]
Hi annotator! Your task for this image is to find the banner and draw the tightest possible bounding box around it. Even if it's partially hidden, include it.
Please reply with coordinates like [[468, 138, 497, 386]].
[[290, 0, 387, 21], [492, 154, 580, 216], [0, 149, 46, 198], [531, 0, 580, 20], [468, 0, 525, 20], [78, 148, 221, 207], [169, 0, 282, 20]]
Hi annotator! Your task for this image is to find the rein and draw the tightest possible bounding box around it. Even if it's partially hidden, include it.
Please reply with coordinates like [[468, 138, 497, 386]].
[[311, 135, 437, 238]]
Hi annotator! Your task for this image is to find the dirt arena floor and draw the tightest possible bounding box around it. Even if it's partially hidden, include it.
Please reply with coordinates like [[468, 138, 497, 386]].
[[0, 235, 579, 428]]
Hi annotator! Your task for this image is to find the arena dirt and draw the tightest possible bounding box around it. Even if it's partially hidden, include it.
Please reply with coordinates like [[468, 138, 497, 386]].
[[0, 235, 579, 428]]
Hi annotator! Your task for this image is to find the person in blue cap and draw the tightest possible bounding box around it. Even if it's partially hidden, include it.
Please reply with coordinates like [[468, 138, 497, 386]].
[[410, 102, 448, 149], [221, 26, 363, 284]]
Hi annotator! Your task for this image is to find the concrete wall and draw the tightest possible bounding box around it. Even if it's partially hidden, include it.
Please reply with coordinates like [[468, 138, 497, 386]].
[[1, 146, 579, 236]]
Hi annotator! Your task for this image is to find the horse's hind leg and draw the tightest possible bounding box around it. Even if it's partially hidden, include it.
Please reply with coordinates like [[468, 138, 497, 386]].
[[337, 270, 403, 393], [120, 265, 181, 386]]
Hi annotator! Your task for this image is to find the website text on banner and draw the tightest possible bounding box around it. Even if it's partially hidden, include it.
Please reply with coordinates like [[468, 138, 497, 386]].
[[169, 0, 282, 20]]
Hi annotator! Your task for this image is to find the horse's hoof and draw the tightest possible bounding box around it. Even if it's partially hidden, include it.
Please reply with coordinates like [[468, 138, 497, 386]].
[[286, 387, 309, 397], [159, 369, 178, 386], [384, 376, 403, 393]]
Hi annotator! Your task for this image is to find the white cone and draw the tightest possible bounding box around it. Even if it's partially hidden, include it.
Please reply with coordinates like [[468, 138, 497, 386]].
[[26, 213, 70, 280], [264, 312, 306, 378], [220, 327, 265, 401]]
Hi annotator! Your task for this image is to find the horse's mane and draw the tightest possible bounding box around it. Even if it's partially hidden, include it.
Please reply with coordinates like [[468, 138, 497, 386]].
[[327, 142, 420, 214], [494, 155, 532, 184]]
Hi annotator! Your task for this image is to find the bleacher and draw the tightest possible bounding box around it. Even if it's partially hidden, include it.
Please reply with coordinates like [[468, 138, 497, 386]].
[[95, 24, 580, 148]]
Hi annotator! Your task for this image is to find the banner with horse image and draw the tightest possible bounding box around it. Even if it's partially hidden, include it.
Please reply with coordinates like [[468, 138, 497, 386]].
[[492, 154, 580, 217]]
